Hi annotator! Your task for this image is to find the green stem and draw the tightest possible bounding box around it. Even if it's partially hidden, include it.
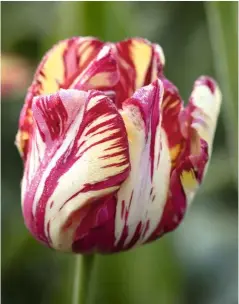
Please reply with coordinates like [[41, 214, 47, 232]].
[[72, 255, 94, 304]]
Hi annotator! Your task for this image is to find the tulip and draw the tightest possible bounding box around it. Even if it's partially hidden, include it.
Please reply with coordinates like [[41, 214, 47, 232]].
[[16, 37, 221, 254]]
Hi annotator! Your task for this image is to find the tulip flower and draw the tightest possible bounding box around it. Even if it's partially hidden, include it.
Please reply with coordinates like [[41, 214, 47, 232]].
[[16, 37, 221, 254]]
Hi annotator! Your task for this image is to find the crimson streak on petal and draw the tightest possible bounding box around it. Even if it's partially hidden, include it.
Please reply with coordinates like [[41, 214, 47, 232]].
[[22, 89, 130, 252]]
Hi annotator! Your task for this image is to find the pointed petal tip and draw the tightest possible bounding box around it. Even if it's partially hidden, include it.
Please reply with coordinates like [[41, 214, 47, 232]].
[[194, 75, 218, 91], [192, 75, 222, 117], [116, 37, 165, 66], [194, 75, 222, 103]]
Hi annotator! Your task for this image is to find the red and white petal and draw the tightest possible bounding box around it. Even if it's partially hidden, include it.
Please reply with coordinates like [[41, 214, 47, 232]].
[[22, 89, 130, 252], [147, 151, 205, 241], [177, 76, 221, 202], [180, 76, 222, 156], [160, 76, 221, 208], [114, 38, 165, 106], [30, 37, 104, 96], [114, 79, 172, 249], [16, 37, 104, 161], [160, 77, 185, 166], [147, 77, 221, 240], [70, 44, 119, 92]]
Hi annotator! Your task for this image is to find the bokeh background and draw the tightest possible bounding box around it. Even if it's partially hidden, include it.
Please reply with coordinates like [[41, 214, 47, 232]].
[[1, 2, 238, 304]]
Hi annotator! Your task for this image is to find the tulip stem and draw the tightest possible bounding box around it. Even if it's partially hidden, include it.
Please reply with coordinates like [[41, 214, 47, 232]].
[[72, 254, 94, 304]]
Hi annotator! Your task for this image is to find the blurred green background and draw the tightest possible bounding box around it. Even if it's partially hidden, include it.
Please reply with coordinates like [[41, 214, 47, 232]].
[[1, 2, 238, 304]]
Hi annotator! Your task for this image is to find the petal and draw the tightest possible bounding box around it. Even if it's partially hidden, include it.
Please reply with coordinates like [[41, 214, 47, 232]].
[[72, 195, 117, 253], [22, 89, 130, 252], [148, 76, 222, 240], [114, 79, 172, 250], [16, 37, 104, 161], [160, 77, 184, 167], [180, 76, 222, 156], [32, 37, 104, 96], [178, 76, 221, 199], [70, 44, 120, 92], [114, 38, 165, 106]]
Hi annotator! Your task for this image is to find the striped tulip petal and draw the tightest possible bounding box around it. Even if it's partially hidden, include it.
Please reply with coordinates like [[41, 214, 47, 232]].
[[114, 38, 165, 106], [115, 76, 221, 249], [148, 76, 222, 240], [177, 76, 221, 203], [114, 79, 171, 249], [22, 89, 130, 252], [70, 44, 119, 91], [180, 76, 221, 156], [16, 38, 165, 161], [16, 36, 222, 254], [16, 37, 107, 161]]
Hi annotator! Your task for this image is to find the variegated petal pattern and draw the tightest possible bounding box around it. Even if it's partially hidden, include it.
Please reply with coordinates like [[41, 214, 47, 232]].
[[16, 36, 222, 253], [114, 76, 221, 249], [114, 38, 165, 107], [16, 37, 165, 161], [22, 89, 130, 252], [16, 37, 113, 160], [148, 76, 221, 240], [114, 80, 172, 249]]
